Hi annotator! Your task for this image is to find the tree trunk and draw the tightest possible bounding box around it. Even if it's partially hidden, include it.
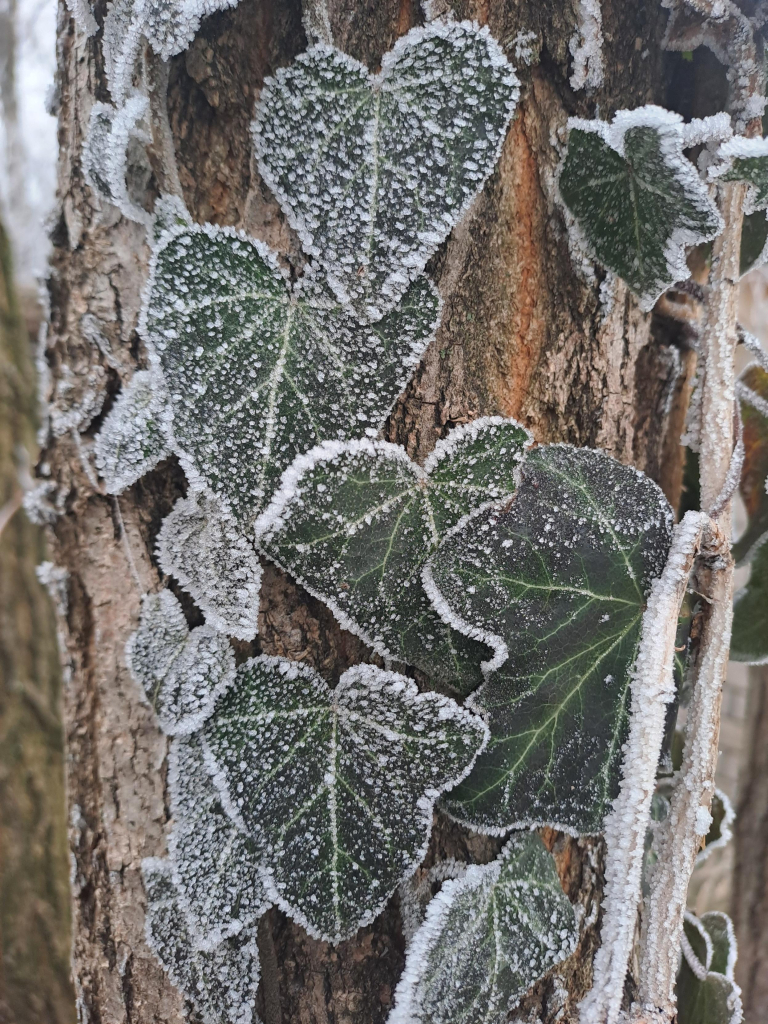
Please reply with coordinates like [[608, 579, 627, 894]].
[[44, 1, 699, 1021]]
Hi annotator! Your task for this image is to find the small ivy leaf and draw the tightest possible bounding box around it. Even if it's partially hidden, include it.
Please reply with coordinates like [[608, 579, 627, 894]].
[[253, 21, 519, 320], [677, 911, 743, 1024], [559, 107, 723, 311], [711, 136, 768, 212], [388, 833, 578, 1024], [126, 591, 235, 735], [142, 857, 262, 1024], [424, 444, 673, 835], [168, 734, 271, 950], [700, 912, 738, 978], [733, 366, 768, 566], [697, 789, 735, 865], [93, 370, 172, 494], [82, 97, 153, 226], [141, 224, 440, 524], [157, 491, 262, 641], [730, 541, 768, 663], [739, 209, 768, 276], [257, 419, 531, 693], [203, 656, 488, 942]]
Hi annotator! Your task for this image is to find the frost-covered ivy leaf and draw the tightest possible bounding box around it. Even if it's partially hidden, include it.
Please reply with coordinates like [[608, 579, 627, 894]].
[[388, 833, 577, 1024], [739, 210, 768, 277], [731, 541, 768, 663], [126, 590, 235, 734], [253, 21, 519, 320], [559, 107, 723, 310], [82, 97, 152, 226], [424, 444, 673, 835], [93, 370, 172, 493], [153, 194, 193, 242], [141, 224, 440, 524], [168, 734, 270, 950], [733, 366, 768, 566], [677, 911, 743, 1024], [697, 789, 735, 865], [257, 419, 531, 693], [157, 491, 262, 641], [203, 656, 488, 942], [712, 136, 768, 212], [142, 858, 262, 1024]]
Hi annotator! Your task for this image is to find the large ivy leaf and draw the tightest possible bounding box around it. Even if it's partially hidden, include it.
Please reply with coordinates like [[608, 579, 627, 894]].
[[257, 419, 532, 694], [424, 444, 674, 835], [203, 656, 488, 942], [140, 224, 440, 524], [560, 107, 723, 310], [712, 136, 768, 211], [253, 21, 519, 320], [142, 857, 262, 1024], [168, 734, 270, 950], [733, 366, 768, 566], [677, 912, 743, 1024], [389, 833, 578, 1024]]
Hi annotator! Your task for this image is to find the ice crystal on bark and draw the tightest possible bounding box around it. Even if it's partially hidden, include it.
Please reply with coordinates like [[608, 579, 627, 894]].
[[203, 656, 488, 942], [677, 911, 743, 1024], [126, 591, 235, 734], [559, 106, 723, 309], [253, 21, 519, 320], [94, 370, 171, 494], [257, 419, 532, 693], [142, 857, 262, 1024], [157, 491, 262, 641], [141, 224, 440, 524], [82, 97, 152, 226], [389, 834, 578, 1024], [569, 0, 604, 91], [424, 444, 674, 835], [711, 136, 768, 212]]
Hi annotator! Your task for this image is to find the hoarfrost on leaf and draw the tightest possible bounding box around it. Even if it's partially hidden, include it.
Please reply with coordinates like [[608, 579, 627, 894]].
[[424, 444, 674, 835], [141, 224, 440, 524], [253, 21, 519, 320], [82, 97, 153, 226], [257, 419, 532, 693], [733, 365, 768, 566], [388, 833, 578, 1024], [730, 541, 768, 663], [126, 590, 235, 734], [711, 136, 768, 213], [677, 911, 743, 1024], [696, 789, 735, 865], [203, 656, 488, 942], [142, 857, 262, 1024], [157, 491, 262, 641], [559, 106, 723, 310]]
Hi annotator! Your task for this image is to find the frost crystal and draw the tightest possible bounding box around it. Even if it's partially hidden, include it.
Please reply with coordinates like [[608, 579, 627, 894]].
[[711, 136, 768, 213], [257, 419, 532, 693], [142, 857, 262, 1024], [696, 788, 735, 865], [389, 834, 578, 1024], [559, 107, 724, 310], [126, 591, 235, 735], [82, 97, 153, 226], [140, 224, 440, 524], [168, 734, 270, 950], [253, 21, 519, 320], [569, 0, 604, 91], [94, 370, 172, 494], [424, 444, 674, 835], [203, 656, 488, 942], [677, 911, 743, 1024], [157, 491, 262, 641]]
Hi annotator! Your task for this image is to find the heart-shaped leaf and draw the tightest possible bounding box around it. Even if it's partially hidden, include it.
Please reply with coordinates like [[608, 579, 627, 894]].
[[252, 21, 519, 320], [389, 833, 578, 1024], [140, 224, 440, 524], [712, 136, 768, 211], [157, 491, 262, 641], [677, 911, 743, 1024], [203, 656, 488, 942], [424, 444, 673, 834], [559, 107, 723, 310], [94, 370, 171, 494], [257, 419, 531, 693], [126, 591, 235, 735], [168, 734, 270, 950], [142, 857, 261, 1024]]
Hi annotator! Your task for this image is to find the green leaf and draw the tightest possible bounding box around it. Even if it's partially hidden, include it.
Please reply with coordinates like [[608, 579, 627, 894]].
[[203, 656, 488, 942], [389, 833, 578, 1024], [560, 107, 723, 310], [677, 911, 743, 1024], [697, 789, 734, 865], [140, 224, 440, 524], [731, 541, 768, 663], [701, 912, 737, 978], [257, 420, 531, 693], [424, 444, 673, 834], [142, 857, 261, 1024], [253, 21, 519, 320], [713, 136, 768, 211], [733, 366, 768, 566], [739, 209, 768, 276]]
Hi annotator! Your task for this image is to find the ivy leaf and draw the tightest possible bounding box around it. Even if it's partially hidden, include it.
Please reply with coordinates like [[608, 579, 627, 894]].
[[733, 366, 768, 566], [730, 541, 768, 663], [141, 224, 440, 524], [697, 789, 735, 865], [257, 419, 531, 694], [168, 734, 271, 950], [94, 370, 172, 494], [203, 656, 488, 942], [253, 21, 519, 320], [126, 591, 235, 735], [157, 491, 262, 641], [82, 96, 152, 225], [739, 209, 768, 276], [142, 857, 262, 1024], [712, 136, 768, 211], [424, 444, 674, 835], [677, 911, 743, 1024], [559, 107, 723, 310], [389, 833, 578, 1024]]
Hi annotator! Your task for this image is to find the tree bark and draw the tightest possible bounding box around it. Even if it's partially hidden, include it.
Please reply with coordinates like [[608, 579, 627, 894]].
[[44, 2, 698, 1021]]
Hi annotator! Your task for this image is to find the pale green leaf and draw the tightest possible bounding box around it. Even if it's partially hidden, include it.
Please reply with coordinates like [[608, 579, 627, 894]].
[[713, 136, 768, 211]]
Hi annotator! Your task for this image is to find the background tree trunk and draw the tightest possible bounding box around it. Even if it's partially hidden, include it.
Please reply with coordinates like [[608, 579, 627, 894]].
[[43, 1, 706, 1021]]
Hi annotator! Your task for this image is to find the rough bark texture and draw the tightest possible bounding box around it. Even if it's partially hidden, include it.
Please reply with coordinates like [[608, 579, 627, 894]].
[[43, 2, 697, 1022]]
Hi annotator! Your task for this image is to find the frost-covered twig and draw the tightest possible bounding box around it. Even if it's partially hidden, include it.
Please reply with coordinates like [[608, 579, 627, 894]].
[[737, 324, 768, 373]]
